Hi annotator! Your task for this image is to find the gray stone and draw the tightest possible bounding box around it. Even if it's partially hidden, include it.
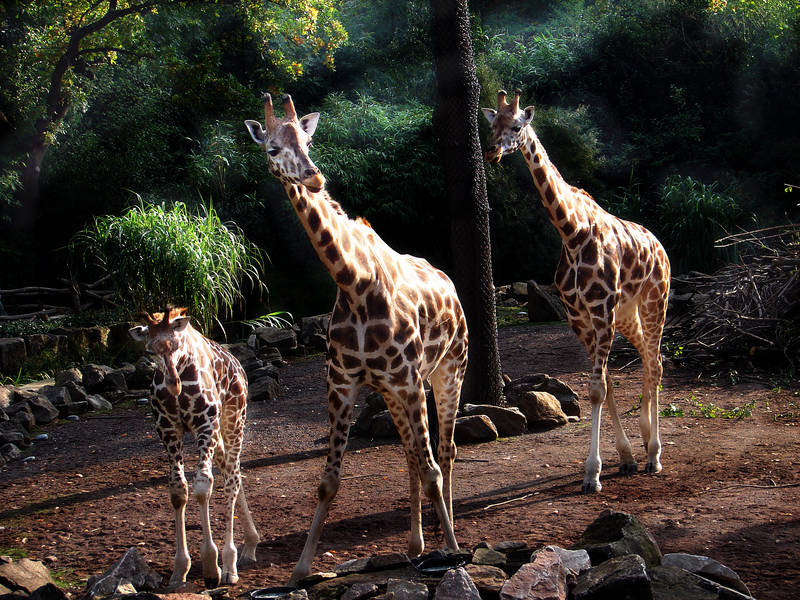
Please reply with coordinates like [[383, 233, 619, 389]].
[[0, 420, 30, 445], [299, 314, 331, 351], [254, 326, 297, 350], [0, 429, 25, 447], [54, 368, 82, 387], [116, 363, 137, 387], [572, 554, 651, 600], [0, 442, 21, 463], [661, 553, 751, 596], [647, 566, 720, 600], [36, 385, 71, 407], [258, 346, 285, 366], [472, 547, 507, 568], [23, 334, 67, 358], [28, 582, 68, 600], [386, 578, 428, 600], [500, 547, 567, 600], [536, 545, 591, 576], [0, 386, 16, 409], [84, 547, 161, 597], [463, 564, 507, 599], [493, 541, 528, 553], [526, 280, 566, 323], [334, 557, 372, 575], [295, 571, 337, 586], [133, 356, 156, 389], [575, 510, 662, 568], [508, 391, 568, 429], [103, 369, 128, 393], [505, 374, 580, 418], [0, 557, 55, 594], [0, 338, 26, 375], [511, 281, 529, 298], [86, 395, 113, 412], [248, 373, 281, 403], [11, 405, 35, 431], [225, 343, 262, 376], [62, 381, 87, 404], [81, 364, 112, 393], [369, 410, 400, 439], [341, 582, 379, 600], [435, 567, 480, 600], [365, 392, 388, 412], [25, 396, 59, 425], [368, 553, 412, 571], [454, 414, 498, 444], [460, 404, 527, 437]]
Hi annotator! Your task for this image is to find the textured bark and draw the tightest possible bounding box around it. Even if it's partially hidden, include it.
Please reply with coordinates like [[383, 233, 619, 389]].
[[430, 0, 502, 405]]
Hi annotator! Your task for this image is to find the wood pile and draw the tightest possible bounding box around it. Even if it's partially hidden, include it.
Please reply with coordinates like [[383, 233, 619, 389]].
[[665, 224, 800, 373], [0, 275, 116, 321]]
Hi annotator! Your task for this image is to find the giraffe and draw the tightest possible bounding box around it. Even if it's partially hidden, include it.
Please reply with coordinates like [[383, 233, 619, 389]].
[[245, 93, 468, 582], [482, 90, 671, 493], [129, 307, 260, 587]]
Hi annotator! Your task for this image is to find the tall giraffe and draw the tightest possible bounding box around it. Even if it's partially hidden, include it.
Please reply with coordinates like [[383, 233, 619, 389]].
[[483, 90, 671, 493], [245, 93, 468, 581], [129, 307, 260, 587]]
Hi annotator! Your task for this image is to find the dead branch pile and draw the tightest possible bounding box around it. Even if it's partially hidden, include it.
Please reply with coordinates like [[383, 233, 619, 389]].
[[665, 224, 800, 373], [0, 275, 116, 321]]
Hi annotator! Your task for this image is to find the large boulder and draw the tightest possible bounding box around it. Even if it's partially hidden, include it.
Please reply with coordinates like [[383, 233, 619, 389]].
[[0, 338, 26, 375], [454, 414, 498, 444], [54, 368, 82, 387], [253, 326, 297, 350], [661, 553, 751, 596], [527, 280, 566, 323], [0, 557, 56, 594], [508, 391, 568, 429], [574, 509, 662, 568], [225, 343, 262, 376], [572, 554, 652, 600], [460, 404, 527, 437], [23, 334, 68, 359], [247, 365, 281, 402], [435, 567, 481, 600], [25, 396, 59, 425], [298, 313, 331, 352], [84, 547, 161, 598], [0, 386, 16, 410], [500, 547, 568, 600], [505, 374, 581, 418], [81, 364, 113, 393]]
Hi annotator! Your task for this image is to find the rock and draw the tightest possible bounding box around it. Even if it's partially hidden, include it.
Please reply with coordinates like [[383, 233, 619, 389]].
[[36, 385, 71, 408], [50, 326, 109, 360], [334, 557, 372, 576], [508, 391, 567, 429], [464, 564, 507, 599], [535, 546, 591, 577], [493, 541, 528, 553], [510, 282, 529, 299], [295, 572, 337, 587], [0, 429, 25, 447], [103, 369, 128, 393], [81, 364, 112, 393], [0, 338, 26, 375], [225, 343, 262, 376], [647, 566, 721, 600], [435, 567, 481, 600], [258, 346, 285, 366], [500, 547, 567, 600], [454, 414, 498, 444], [386, 578, 428, 600], [54, 368, 82, 387], [661, 553, 751, 596], [24, 396, 59, 425], [63, 401, 89, 417], [368, 553, 412, 571], [10, 405, 35, 432], [572, 554, 652, 600], [365, 392, 387, 412], [253, 326, 297, 350], [0, 420, 30, 445], [116, 363, 137, 387], [575, 510, 662, 568], [473, 547, 507, 568], [62, 381, 88, 404], [526, 280, 566, 323], [23, 334, 68, 359], [0, 386, 16, 410], [0, 442, 21, 464], [299, 314, 331, 352], [84, 547, 162, 598], [132, 356, 156, 389], [28, 583, 68, 600], [505, 374, 580, 419], [368, 410, 400, 439], [0, 557, 56, 594], [341, 582, 379, 600], [460, 404, 527, 437], [247, 373, 281, 403], [86, 395, 113, 412]]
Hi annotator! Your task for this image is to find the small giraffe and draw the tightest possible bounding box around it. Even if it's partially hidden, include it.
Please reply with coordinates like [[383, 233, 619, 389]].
[[483, 90, 671, 493], [246, 93, 468, 582], [129, 307, 260, 587]]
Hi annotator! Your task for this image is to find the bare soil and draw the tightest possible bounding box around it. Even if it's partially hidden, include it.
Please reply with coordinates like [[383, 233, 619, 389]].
[[1, 323, 799, 599]]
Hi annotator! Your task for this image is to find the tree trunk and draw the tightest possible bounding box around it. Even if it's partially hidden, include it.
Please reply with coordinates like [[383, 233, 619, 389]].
[[430, 0, 503, 405]]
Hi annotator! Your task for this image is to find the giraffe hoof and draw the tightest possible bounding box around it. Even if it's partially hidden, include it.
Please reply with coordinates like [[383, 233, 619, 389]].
[[237, 554, 257, 569], [619, 462, 638, 476], [220, 572, 239, 586], [581, 481, 602, 494], [645, 461, 662, 474]]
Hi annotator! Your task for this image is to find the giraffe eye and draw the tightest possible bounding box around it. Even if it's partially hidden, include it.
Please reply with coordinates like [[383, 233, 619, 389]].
[[268, 147, 280, 156], [512, 125, 521, 132]]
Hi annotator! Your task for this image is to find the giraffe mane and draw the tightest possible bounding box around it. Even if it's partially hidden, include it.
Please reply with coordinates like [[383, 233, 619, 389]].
[[139, 306, 188, 327]]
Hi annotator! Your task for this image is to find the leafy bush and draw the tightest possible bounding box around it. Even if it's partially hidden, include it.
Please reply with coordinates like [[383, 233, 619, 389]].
[[656, 175, 751, 273], [74, 200, 265, 332]]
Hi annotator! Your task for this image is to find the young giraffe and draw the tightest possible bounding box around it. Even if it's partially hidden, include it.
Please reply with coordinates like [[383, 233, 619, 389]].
[[245, 93, 468, 582], [129, 308, 260, 587], [483, 90, 671, 493]]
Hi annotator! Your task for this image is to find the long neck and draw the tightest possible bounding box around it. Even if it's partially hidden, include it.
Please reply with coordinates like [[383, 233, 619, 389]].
[[519, 126, 590, 243], [281, 180, 375, 297]]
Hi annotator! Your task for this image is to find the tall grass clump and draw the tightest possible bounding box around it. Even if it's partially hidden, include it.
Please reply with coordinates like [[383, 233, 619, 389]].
[[74, 200, 265, 332], [657, 175, 751, 274]]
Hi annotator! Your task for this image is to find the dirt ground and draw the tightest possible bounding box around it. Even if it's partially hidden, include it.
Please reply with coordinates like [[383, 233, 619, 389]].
[[1, 323, 799, 599]]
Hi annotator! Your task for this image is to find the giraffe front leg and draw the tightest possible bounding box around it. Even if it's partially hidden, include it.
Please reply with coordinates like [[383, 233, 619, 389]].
[[194, 429, 221, 588], [214, 445, 240, 586], [234, 487, 260, 567], [643, 353, 664, 474], [290, 382, 357, 584], [604, 370, 637, 476]]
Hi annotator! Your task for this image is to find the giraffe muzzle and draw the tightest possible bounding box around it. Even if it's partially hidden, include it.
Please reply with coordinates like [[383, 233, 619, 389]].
[[484, 148, 502, 164], [302, 172, 326, 193]]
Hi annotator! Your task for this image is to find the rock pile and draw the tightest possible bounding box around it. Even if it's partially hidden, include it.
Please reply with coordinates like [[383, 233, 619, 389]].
[[353, 375, 579, 443]]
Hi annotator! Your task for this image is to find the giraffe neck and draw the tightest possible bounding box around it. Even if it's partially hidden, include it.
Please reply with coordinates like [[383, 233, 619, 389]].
[[519, 126, 588, 243], [280, 180, 373, 298]]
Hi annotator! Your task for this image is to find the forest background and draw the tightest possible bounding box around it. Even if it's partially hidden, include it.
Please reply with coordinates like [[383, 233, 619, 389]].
[[1, 0, 798, 324]]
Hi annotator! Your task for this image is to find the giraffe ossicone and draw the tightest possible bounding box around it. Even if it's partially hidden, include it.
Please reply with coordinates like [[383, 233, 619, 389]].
[[246, 94, 469, 583], [483, 89, 671, 494], [129, 307, 260, 588]]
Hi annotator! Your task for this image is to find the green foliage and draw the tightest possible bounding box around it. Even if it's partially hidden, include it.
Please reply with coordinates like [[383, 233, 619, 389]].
[[73, 200, 266, 333], [657, 175, 751, 273], [662, 393, 756, 419]]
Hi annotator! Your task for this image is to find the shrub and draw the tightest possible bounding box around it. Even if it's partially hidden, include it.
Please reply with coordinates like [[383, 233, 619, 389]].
[[74, 200, 265, 332]]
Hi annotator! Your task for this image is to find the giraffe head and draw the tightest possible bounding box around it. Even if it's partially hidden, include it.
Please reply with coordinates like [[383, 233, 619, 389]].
[[129, 307, 191, 396], [245, 93, 325, 192], [482, 89, 535, 163]]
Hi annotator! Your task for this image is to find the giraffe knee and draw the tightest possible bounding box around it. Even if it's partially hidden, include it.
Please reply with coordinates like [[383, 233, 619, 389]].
[[419, 464, 444, 500], [193, 473, 213, 502], [317, 475, 340, 503], [588, 383, 605, 406], [170, 488, 187, 510]]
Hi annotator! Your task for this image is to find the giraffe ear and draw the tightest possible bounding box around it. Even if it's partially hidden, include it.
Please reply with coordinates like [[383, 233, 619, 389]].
[[299, 112, 320, 137], [522, 106, 535, 123], [245, 120, 267, 145], [171, 316, 191, 332], [481, 108, 496, 125], [129, 325, 148, 342]]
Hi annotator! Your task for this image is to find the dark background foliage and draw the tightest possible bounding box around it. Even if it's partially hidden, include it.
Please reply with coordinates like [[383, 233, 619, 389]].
[[2, 0, 798, 318]]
